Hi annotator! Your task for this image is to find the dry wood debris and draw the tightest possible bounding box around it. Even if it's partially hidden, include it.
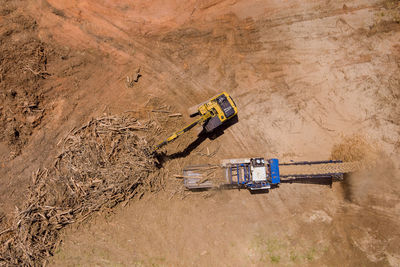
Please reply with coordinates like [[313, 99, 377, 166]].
[[0, 115, 161, 266]]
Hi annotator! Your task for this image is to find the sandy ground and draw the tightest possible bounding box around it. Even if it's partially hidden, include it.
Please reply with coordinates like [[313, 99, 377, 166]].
[[1, 0, 400, 266]]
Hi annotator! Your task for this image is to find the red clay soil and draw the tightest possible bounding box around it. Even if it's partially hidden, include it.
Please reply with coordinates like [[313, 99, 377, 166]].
[[1, 0, 400, 266]]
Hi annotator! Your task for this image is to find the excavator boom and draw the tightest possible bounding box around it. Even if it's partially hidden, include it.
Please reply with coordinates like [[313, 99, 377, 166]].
[[153, 116, 206, 150]]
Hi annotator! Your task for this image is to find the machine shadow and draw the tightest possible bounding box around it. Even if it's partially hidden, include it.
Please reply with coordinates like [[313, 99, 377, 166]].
[[249, 189, 269, 194], [156, 115, 239, 165], [280, 177, 335, 187]]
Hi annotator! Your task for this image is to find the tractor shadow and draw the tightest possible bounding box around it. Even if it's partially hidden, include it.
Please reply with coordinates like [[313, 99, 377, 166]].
[[155, 115, 239, 165]]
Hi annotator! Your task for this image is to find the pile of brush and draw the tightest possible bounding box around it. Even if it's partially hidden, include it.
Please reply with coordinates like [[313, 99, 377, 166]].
[[0, 115, 161, 266]]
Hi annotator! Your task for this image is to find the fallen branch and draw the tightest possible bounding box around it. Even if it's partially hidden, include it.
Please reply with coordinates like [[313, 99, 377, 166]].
[[24, 66, 51, 78], [0, 229, 12, 236], [168, 113, 182, 117]]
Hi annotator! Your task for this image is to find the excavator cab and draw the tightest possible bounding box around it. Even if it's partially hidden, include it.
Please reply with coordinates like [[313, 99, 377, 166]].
[[197, 92, 237, 132]]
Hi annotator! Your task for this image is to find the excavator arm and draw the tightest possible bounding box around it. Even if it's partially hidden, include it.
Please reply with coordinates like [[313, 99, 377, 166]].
[[153, 116, 206, 151]]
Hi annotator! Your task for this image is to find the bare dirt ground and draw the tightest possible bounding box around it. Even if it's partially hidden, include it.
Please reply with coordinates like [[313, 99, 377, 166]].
[[1, 0, 400, 266]]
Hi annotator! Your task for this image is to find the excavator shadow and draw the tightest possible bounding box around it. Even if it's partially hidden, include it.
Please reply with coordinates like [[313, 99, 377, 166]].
[[155, 115, 239, 165]]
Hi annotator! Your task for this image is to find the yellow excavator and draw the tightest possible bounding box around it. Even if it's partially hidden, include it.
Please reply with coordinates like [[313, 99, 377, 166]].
[[154, 92, 238, 151]]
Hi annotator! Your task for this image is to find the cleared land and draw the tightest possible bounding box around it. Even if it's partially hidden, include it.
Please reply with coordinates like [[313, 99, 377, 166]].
[[0, 0, 399, 266]]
